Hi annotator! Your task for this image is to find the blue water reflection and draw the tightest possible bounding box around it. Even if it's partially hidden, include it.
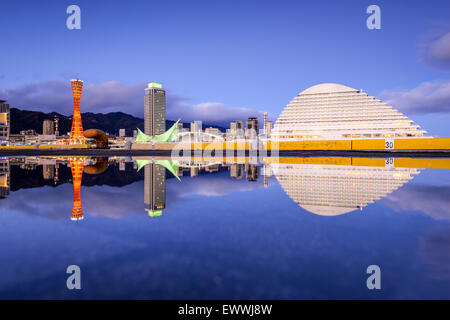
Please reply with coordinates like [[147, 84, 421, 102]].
[[0, 157, 448, 299]]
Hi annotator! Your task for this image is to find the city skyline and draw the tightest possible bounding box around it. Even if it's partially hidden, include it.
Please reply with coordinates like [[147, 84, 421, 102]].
[[0, 0, 449, 136]]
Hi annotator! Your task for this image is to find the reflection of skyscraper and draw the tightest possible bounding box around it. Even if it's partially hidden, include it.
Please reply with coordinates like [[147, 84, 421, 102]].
[[205, 164, 219, 172], [190, 167, 198, 177], [42, 164, 55, 180], [0, 158, 10, 199], [70, 157, 85, 221], [144, 82, 166, 136], [144, 163, 166, 217], [230, 164, 243, 179], [262, 164, 272, 187], [69, 79, 86, 145], [271, 160, 419, 216], [245, 164, 259, 182]]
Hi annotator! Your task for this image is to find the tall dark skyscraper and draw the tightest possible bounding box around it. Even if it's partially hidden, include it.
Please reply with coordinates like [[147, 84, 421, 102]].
[[144, 163, 166, 217], [0, 100, 10, 143], [144, 82, 166, 136]]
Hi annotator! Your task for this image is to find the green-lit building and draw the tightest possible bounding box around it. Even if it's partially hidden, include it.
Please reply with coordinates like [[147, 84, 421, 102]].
[[144, 82, 166, 136]]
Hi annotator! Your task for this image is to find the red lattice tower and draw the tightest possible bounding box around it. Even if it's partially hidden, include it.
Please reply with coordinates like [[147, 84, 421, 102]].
[[69, 79, 86, 145], [70, 157, 85, 221]]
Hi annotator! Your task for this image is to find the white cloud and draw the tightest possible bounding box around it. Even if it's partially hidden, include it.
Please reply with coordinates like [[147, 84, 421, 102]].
[[419, 26, 450, 71], [380, 80, 450, 115]]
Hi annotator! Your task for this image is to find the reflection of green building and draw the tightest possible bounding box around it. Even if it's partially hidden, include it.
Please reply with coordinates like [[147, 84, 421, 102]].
[[144, 163, 166, 217]]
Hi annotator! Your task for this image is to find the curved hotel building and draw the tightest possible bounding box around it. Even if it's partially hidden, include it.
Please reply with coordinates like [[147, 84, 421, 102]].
[[272, 83, 427, 140]]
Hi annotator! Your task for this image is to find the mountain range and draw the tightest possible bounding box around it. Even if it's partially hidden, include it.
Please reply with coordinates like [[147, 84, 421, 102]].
[[10, 108, 225, 135]]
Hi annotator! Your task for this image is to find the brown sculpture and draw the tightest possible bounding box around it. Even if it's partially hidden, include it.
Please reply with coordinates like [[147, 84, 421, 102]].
[[83, 129, 109, 149]]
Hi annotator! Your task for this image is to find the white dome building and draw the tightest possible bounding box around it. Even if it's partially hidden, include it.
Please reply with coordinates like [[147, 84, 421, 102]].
[[272, 83, 427, 140]]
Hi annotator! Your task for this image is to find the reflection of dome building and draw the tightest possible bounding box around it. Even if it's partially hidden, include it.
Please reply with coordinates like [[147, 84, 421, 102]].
[[272, 163, 419, 216], [272, 83, 426, 140]]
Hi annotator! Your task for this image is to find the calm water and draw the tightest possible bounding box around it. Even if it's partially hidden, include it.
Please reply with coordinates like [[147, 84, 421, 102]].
[[0, 156, 449, 299]]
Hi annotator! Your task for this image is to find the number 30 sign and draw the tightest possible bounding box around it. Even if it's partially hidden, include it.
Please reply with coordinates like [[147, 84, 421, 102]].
[[385, 138, 394, 150]]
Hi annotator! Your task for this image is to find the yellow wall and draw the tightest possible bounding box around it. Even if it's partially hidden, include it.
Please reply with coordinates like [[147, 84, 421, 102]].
[[267, 140, 351, 150]]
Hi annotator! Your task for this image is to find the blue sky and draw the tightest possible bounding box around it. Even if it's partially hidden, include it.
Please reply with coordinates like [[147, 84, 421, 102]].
[[0, 0, 449, 134]]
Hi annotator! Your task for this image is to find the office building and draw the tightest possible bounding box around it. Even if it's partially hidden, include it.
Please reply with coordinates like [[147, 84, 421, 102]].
[[272, 83, 426, 140], [43, 119, 54, 135], [190, 120, 202, 133], [144, 82, 166, 136], [0, 100, 10, 143], [228, 120, 244, 140], [245, 117, 259, 139]]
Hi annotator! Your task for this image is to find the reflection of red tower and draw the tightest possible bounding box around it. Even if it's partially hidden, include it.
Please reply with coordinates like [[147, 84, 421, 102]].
[[70, 157, 85, 221], [69, 79, 86, 145]]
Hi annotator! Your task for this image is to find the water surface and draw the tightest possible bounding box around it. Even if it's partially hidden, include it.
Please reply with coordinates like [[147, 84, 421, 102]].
[[0, 156, 449, 299]]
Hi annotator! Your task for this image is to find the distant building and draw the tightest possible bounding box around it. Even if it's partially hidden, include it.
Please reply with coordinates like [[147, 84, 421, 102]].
[[190, 121, 202, 142], [204, 127, 222, 141], [119, 129, 126, 137], [190, 167, 198, 177], [20, 129, 36, 136], [43, 119, 54, 135], [265, 121, 272, 138], [190, 120, 202, 133], [228, 120, 244, 140], [263, 113, 272, 138], [37, 135, 56, 144], [245, 117, 259, 139], [0, 100, 10, 143], [144, 82, 166, 136]]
